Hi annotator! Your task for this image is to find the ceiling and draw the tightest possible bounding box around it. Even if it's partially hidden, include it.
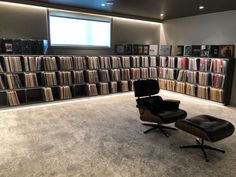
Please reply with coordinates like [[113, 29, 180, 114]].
[[4, 0, 236, 21]]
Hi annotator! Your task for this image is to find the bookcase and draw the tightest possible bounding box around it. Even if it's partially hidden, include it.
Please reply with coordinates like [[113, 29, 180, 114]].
[[158, 56, 235, 105], [0, 55, 158, 108]]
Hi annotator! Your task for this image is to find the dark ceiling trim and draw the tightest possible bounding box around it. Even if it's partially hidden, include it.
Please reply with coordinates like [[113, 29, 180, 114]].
[[1, 0, 163, 23]]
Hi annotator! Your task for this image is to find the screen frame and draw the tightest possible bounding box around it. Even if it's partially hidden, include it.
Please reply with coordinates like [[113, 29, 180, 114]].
[[47, 10, 112, 49]]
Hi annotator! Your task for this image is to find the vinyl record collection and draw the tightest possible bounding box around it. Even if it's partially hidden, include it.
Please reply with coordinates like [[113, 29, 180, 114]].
[[111, 56, 122, 68], [98, 83, 109, 95], [6, 74, 23, 89], [58, 56, 74, 70], [73, 71, 85, 84], [58, 71, 73, 85], [176, 82, 186, 94], [120, 69, 130, 80], [109, 81, 118, 93], [86, 56, 100, 69], [0, 63, 3, 72], [42, 87, 54, 102], [25, 73, 39, 88], [149, 67, 158, 78], [159, 68, 175, 80], [43, 72, 57, 86], [130, 68, 141, 80], [23, 56, 41, 71], [158, 55, 232, 104], [131, 56, 140, 67], [4, 56, 22, 72], [74, 56, 86, 70], [85, 70, 99, 83], [0, 75, 5, 89], [141, 68, 149, 79], [118, 81, 129, 92], [110, 69, 121, 81], [210, 88, 223, 102], [99, 56, 111, 69], [7, 91, 20, 106], [42, 57, 58, 71], [141, 56, 149, 67], [149, 56, 157, 67], [99, 70, 110, 82], [185, 83, 196, 96], [86, 84, 98, 96], [121, 56, 131, 68], [59, 86, 72, 99]]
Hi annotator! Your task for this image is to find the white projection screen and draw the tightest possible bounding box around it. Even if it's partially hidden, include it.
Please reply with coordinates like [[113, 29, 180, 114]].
[[49, 14, 111, 48]]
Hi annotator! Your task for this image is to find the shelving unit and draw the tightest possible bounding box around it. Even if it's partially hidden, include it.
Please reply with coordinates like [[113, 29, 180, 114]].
[[0, 55, 158, 107], [158, 56, 235, 105]]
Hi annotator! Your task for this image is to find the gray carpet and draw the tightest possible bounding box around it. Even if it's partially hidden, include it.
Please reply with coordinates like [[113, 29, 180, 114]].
[[0, 91, 235, 177]]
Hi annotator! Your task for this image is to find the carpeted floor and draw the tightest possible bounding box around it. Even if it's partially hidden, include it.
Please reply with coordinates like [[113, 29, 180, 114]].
[[0, 90, 235, 177]]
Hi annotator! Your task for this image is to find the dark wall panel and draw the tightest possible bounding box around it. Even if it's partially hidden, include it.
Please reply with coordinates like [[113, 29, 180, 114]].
[[0, 2, 160, 55], [0, 3, 47, 39]]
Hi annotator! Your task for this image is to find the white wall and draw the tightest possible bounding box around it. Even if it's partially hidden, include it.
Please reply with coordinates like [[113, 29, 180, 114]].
[[160, 10, 236, 106]]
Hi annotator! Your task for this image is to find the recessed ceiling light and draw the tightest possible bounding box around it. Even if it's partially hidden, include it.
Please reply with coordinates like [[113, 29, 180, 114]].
[[160, 13, 164, 17], [199, 6, 204, 10], [101, 3, 106, 7], [106, 0, 114, 5]]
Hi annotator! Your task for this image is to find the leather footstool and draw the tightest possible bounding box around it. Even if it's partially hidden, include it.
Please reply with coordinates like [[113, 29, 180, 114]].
[[175, 114, 235, 162]]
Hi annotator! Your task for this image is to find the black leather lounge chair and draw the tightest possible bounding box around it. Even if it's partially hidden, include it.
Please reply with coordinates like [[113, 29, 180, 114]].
[[134, 79, 187, 137]]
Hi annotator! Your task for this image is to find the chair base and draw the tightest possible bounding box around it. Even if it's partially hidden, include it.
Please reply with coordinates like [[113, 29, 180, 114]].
[[179, 138, 225, 162], [142, 123, 178, 137]]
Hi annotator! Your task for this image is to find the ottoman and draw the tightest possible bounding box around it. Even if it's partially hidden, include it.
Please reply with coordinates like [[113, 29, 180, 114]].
[[175, 115, 235, 162]]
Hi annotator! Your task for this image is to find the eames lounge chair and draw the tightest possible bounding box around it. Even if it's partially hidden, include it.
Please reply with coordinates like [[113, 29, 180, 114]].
[[134, 79, 187, 137]]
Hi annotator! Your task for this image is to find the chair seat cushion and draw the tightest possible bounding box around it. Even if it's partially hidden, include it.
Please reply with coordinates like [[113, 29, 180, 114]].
[[155, 109, 187, 124], [175, 115, 235, 142]]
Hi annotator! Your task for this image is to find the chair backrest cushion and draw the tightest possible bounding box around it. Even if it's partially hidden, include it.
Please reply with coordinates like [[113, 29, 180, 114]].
[[134, 79, 160, 97]]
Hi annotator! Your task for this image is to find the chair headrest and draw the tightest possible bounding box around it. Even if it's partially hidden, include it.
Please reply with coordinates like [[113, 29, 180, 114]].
[[134, 79, 160, 97]]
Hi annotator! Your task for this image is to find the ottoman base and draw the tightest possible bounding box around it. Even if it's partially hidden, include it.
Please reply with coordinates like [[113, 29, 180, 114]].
[[180, 138, 225, 162]]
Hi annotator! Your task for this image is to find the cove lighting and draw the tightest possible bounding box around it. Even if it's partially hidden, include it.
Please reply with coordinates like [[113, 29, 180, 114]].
[[113, 17, 161, 25], [0, 1, 46, 9]]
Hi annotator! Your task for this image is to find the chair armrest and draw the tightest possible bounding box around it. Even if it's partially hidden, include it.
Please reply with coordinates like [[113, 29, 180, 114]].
[[162, 99, 180, 109]]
